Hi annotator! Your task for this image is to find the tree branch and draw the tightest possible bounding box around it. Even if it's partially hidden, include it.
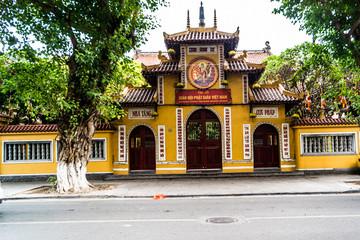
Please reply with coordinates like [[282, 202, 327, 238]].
[[348, 16, 360, 39], [317, 0, 348, 40]]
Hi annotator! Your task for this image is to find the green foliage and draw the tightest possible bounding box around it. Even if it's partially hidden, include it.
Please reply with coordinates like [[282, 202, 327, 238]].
[[47, 176, 58, 187], [272, 0, 360, 69], [0, 0, 166, 128], [261, 42, 360, 118]]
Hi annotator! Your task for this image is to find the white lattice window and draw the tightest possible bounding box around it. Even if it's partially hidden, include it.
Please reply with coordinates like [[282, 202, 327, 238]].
[[90, 139, 106, 161], [301, 133, 357, 156], [56, 138, 106, 161], [3, 141, 53, 163]]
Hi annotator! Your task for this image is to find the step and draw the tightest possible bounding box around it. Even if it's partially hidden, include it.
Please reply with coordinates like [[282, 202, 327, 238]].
[[104, 171, 305, 181]]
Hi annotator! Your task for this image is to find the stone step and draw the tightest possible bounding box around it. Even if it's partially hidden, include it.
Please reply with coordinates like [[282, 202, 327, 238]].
[[104, 170, 304, 181]]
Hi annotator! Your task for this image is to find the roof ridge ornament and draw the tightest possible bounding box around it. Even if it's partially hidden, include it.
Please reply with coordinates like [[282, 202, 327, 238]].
[[263, 41, 271, 53], [214, 9, 217, 29], [199, 2, 205, 27], [187, 10, 190, 29]]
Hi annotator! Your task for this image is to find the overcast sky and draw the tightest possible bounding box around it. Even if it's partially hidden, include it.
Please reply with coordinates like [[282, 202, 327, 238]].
[[140, 0, 313, 55]]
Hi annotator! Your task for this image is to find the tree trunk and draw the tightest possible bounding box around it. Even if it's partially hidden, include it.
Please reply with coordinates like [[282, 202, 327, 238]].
[[56, 110, 99, 193]]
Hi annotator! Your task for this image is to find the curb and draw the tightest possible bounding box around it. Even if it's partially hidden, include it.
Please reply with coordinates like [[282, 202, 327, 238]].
[[4, 190, 360, 201]]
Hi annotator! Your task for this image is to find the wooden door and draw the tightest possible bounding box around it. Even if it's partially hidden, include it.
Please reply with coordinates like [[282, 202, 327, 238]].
[[187, 110, 222, 170], [129, 126, 155, 171], [253, 124, 279, 168]]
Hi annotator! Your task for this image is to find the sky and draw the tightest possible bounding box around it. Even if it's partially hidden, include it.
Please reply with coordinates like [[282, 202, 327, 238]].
[[140, 0, 313, 55]]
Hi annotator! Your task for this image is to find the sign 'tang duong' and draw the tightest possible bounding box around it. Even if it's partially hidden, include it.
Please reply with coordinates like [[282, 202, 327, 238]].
[[175, 89, 231, 105]]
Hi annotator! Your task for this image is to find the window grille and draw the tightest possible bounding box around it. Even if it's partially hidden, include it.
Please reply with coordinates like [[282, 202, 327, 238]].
[[90, 139, 105, 160], [301, 133, 357, 156], [56, 139, 106, 161], [4, 141, 52, 162]]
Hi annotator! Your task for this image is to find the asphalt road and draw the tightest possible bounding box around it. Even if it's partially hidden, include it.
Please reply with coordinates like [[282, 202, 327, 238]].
[[1, 194, 360, 240]]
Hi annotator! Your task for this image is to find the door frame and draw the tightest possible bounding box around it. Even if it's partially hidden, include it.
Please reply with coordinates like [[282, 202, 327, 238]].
[[184, 107, 224, 170], [251, 122, 281, 168], [127, 123, 158, 169]]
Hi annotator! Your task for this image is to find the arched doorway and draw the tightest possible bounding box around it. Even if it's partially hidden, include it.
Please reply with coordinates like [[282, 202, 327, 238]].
[[253, 124, 280, 168], [186, 109, 222, 170], [129, 126, 155, 171]]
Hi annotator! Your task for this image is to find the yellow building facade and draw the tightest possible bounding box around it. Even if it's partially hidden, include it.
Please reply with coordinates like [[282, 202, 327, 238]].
[[0, 5, 359, 178]]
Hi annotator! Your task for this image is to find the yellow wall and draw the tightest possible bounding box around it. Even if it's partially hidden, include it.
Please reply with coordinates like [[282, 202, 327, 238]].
[[117, 100, 296, 174], [0, 131, 115, 176], [293, 125, 360, 170]]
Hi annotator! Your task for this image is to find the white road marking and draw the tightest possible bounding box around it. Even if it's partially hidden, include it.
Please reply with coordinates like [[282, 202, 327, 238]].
[[248, 214, 360, 220], [0, 218, 198, 225], [2, 214, 360, 225]]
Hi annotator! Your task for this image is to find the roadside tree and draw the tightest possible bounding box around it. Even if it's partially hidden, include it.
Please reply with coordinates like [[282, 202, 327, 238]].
[[0, 0, 166, 193]]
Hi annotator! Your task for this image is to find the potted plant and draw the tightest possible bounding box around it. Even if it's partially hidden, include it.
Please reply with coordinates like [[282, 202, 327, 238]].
[[221, 80, 228, 86], [176, 82, 184, 89], [252, 83, 261, 89], [291, 113, 300, 120], [168, 48, 175, 56], [228, 50, 236, 57]]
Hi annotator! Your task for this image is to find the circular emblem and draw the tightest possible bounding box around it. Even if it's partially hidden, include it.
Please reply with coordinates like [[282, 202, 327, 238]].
[[187, 57, 219, 89]]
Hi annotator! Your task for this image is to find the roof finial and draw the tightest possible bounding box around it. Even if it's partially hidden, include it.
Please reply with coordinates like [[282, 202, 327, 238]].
[[187, 10, 190, 29], [199, 2, 205, 27], [214, 9, 217, 28]]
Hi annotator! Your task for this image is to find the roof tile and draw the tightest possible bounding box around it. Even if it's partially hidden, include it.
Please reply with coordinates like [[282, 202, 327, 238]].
[[144, 61, 179, 74], [293, 118, 359, 126], [165, 31, 238, 43], [120, 88, 156, 106], [0, 124, 115, 133], [250, 88, 299, 104], [226, 60, 259, 73]]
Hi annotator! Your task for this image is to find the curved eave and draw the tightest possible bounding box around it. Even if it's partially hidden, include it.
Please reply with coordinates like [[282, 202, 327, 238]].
[[121, 103, 156, 107], [251, 100, 300, 105]]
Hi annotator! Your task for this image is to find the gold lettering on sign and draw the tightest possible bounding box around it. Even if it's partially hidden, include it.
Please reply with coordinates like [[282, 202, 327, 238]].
[[253, 107, 278, 118]]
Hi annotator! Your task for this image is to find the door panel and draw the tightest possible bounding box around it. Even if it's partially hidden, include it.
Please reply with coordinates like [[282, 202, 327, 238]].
[[187, 109, 222, 170], [254, 124, 279, 168], [130, 126, 155, 171]]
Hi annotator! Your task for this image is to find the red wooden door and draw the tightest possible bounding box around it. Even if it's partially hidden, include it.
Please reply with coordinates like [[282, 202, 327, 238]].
[[186, 110, 222, 170], [129, 126, 155, 171], [253, 124, 279, 168]]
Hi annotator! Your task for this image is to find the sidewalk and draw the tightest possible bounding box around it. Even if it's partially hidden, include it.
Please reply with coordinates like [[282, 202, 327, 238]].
[[3, 174, 360, 200]]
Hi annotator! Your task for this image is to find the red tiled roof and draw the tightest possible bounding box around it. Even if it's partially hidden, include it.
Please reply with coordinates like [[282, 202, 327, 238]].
[[120, 88, 156, 106], [134, 52, 169, 66], [0, 123, 115, 133], [293, 118, 359, 126], [250, 88, 299, 104], [245, 52, 270, 64]]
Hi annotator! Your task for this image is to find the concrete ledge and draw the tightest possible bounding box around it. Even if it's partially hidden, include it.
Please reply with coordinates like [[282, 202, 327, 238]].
[[1, 173, 112, 182]]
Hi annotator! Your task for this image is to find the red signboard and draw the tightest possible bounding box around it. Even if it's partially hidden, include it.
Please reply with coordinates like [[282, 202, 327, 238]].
[[175, 89, 231, 105]]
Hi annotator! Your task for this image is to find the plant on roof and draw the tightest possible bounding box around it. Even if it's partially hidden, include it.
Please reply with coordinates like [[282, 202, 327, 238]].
[[249, 113, 257, 118], [252, 83, 261, 89], [228, 50, 236, 57], [176, 82, 185, 88], [221, 80, 228, 86], [291, 113, 300, 119]]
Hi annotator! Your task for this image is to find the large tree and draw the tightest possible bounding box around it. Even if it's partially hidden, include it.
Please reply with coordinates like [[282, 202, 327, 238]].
[[271, 0, 360, 68], [0, 0, 166, 193], [261, 42, 360, 118]]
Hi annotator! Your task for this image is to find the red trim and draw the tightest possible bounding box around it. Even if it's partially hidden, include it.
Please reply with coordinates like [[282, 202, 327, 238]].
[[0, 123, 115, 133]]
